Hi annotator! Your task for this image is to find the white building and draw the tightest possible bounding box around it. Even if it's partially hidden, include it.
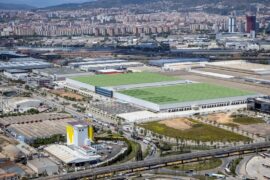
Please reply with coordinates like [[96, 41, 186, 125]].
[[45, 144, 100, 165], [5, 98, 43, 113], [228, 16, 236, 33], [72, 124, 89, 147], [3, 69, 28, 81]]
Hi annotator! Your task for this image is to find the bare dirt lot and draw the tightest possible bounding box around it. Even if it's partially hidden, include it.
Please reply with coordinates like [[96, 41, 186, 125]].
[[240, 124, 270, 137], [50, 90, 84, 101], [205, 112, 270, 137], [207, 113, 233, 124], [159, 118, 194, 130]]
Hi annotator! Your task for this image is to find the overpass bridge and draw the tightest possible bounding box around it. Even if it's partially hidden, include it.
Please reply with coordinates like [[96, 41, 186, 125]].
[[40, 142, 270, 180]]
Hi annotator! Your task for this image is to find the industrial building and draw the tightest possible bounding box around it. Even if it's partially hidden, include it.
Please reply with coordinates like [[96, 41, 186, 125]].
[[65, 72, 260, 113], [45, 121, 100, 165], [248, 96, 270, 114], [26, 76, 53, 88], [0, 61, 52, 71], [96, 69, 125, 75], [149, 58, 208, 67], [9, 57, 45, 62], [45, 144, 100, 165], [67, 58, 143, 72], [0, 113, 71, 127], [79, 62, 143, 72], [0, 87, 18, 97], [65, 72, 178, 92], [2, 145, 25, 162], [2, 97, 43, 113], [3, 69, 29, 81], [32, 67, 93, 81], [0, 50, 27, 60], [69, 59, 127, 68], [114, 82, 259, 112], [27, 158, 58, 176], [16, 142, 37, 157], [7, 118, 78, 142]]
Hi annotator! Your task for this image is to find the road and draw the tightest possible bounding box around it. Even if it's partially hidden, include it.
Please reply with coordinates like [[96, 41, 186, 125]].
[[236, 155, 254, 179], [37, 141, 270, 180]]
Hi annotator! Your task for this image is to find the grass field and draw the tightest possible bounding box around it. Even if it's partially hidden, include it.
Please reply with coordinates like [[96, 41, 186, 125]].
[[139, 119, 250, 142], [120, 83, 255, 104], [71, 72, 178, 87]]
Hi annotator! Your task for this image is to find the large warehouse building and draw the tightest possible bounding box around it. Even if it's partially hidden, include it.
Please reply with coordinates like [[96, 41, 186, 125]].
[[69, 59, 127, 68], [149, 58, 209, 67], [0, 61, 52, 71], [79, 62, 143, 72], [33, 67, 93, 81], [67, 58, 143, 72], [65, 72, 261, 112]]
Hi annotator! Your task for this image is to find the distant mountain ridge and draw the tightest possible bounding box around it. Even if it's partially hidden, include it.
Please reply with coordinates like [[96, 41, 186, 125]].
[[43, 0, 153, 10], [43, 0, 270, 10], [0, 2, 35, 10], [1, 0, 268, 11]]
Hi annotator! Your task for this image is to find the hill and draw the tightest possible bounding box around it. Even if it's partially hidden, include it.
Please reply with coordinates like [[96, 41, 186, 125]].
[[0, 3, 35, 10], [43, 0, 270, 11]]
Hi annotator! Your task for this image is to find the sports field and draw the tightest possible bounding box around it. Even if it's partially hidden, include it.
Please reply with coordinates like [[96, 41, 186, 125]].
[[71, 72, 178, 87], [120, 83, 255, 104]]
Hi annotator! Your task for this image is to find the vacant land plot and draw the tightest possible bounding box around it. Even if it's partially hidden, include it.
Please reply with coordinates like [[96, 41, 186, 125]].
[[50, 90, 84, 101], [240, 124, 270, 137], [206, 113, 265, 126], [207, 113, 233, 124], [71, 72, 178, 87], [139, 118, 250, 142], [206, 113, 268, 135], [121, 83, 255, 104]]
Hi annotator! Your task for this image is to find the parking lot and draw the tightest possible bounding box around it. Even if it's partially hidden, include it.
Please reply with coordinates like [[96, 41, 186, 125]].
[[246, 155, 270, 179], [90, 101, 142, 115]]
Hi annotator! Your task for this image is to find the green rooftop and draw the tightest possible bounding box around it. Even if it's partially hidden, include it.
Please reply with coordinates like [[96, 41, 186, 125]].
[[119, 83, 255, 104], [71, 72, 178, 87]]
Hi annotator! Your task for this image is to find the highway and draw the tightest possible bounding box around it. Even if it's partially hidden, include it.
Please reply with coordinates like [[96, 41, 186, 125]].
[[38, 141, 270, 180]]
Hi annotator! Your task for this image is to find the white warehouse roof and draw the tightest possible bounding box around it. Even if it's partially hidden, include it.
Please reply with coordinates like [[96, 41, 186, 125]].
[[45, 144, 100, 164], [0, 61, 52, 70], [80, 62, 143, 71]]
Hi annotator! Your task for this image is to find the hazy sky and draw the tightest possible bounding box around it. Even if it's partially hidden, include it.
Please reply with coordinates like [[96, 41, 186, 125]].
[[0, 0, 92, 7]]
